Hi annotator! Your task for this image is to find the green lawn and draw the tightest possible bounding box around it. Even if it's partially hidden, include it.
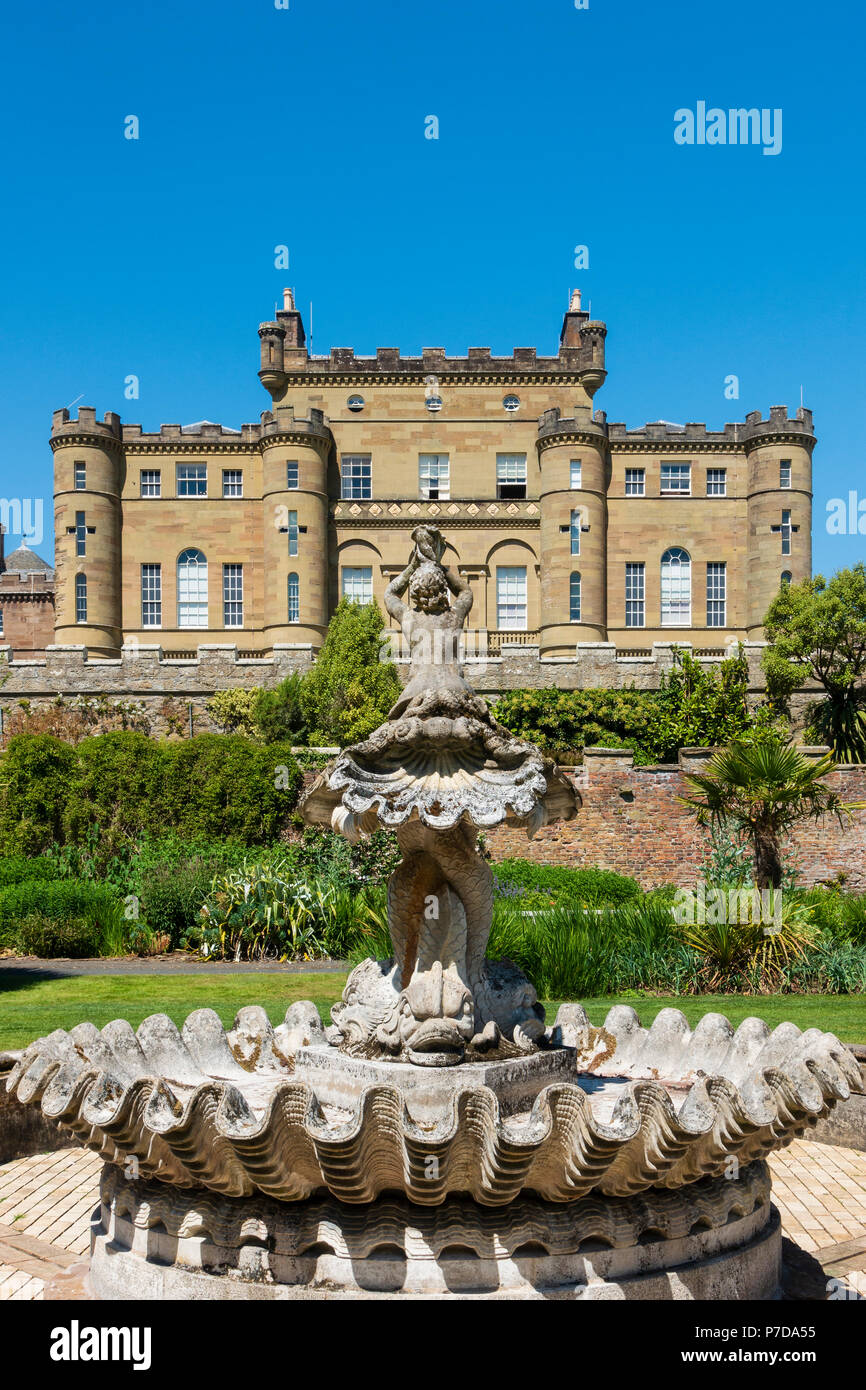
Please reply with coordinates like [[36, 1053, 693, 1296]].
[[1, 972, 864, 1051]]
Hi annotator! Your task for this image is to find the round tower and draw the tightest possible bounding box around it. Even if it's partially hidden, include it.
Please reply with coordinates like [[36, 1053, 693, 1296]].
[[260, 408, 331, 648], [537, 410, 609, 653], [51, 408, 124, 656], [744, 406, 814, 638]]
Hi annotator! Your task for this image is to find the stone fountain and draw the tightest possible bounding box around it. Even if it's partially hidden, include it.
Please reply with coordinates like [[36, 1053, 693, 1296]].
[[6, 526, 860, 1300]]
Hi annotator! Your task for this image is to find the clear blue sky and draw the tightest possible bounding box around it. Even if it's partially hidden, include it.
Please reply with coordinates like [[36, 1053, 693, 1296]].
[[1, 0, 863, 576]]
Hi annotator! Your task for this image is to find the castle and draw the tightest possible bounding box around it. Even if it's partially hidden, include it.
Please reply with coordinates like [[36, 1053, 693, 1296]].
[[50, 290, 813, 660]]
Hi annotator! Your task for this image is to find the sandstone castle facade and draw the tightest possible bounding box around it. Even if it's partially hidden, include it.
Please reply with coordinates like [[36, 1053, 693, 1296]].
[[51, 291, 813, 659]]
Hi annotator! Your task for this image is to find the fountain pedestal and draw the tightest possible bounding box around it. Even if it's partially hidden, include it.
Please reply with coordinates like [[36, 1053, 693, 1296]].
[[89, 1160, 781, 1301]]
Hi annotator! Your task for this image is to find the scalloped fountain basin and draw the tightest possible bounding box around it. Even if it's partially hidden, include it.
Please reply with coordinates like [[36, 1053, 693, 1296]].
[[6, 999, 858, 1208]]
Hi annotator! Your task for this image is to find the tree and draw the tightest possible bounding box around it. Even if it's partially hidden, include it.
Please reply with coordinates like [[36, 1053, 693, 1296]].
[[763, 565, 866, 761], [298, 598, 402, 746], [645, 647, 779, 760], [254, 672, 307, 744], [680, 739, 854, 888]]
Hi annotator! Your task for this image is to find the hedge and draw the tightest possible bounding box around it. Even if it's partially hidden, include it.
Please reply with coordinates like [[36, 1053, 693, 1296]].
[[0, 732, 303, 855]]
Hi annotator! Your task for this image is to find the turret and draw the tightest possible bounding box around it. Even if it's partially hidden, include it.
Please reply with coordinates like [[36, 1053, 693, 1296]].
[[258, 288, 307, 400], [51, 408, 124, 655], [260, 405, 332, 647], [537, 406, 609, 652], [744, 406, 814, 638]]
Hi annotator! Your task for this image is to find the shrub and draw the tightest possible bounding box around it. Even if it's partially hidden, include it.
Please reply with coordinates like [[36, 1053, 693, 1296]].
[[207, 689, 262, 738], [15, 912, 104, 959], [0, 879, 125, 955], [62, 731, 163, 851], [491, 859, 641, 907], [298, 599, 401, 745], [156, 736, 302, 843], [0, 734, 76, 854], [255, 672, 308, 744], [0, 855, 60, 887], [190, 860, 386, 961]]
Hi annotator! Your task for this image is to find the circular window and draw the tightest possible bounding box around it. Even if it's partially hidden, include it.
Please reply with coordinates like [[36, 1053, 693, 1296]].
[[347, 395, 365, 412], [425, 395, 443, 413], [503, 394, 520, 412]]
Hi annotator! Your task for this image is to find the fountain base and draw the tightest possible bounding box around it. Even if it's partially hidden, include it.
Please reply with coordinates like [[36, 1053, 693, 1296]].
[[89, 1160, 781, 1301]]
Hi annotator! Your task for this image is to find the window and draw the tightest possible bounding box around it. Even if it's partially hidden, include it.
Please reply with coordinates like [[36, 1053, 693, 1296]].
[[496, 566, 527, 629], [74, 461, 86, 490], [570, 508, 581, 556], [503, 394, 520, 413], [75, 573, 87, 624], [0, 609, 3, 637], [625, 468, 645, 496], [341, 455, 372, 499], [496, 454, 527, 500], [661, 547, 691, 626], [177, 548, 208, 628], [75, 511, 86, 557], [781, 571, 792, 586], [141, 564, 162, 627], [287, 510, 298, 557], [570, 460, 582, 489], [140, 469, 161, 497], [347, 395, 365, 412], [342, 566, 373, 604], [625, 562, 645, 628], [223, 564, 243, 627], [706, 561, 726, 627], [780, 459, 792, 489], [570, 572, 581, 623], [706, 468, 727, 496], [781, 509, 792, 556], [288, 572, 299, 623], [177, 464, 207, 496], [419, 453, 450, 501], [286, 461, 299, 489], [660, 462, 691, 494], [222, 469, 243, 498]]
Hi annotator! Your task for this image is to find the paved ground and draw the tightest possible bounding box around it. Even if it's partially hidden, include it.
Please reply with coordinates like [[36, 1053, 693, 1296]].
[[0, 1139, 863, 1301], [0, 956, 349, 979]]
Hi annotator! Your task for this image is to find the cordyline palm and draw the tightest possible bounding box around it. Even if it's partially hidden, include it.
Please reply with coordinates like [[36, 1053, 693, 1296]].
[[681, 740, 857, 889]]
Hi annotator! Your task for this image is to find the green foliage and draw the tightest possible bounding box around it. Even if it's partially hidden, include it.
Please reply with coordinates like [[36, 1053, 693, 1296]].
[[190, 858, 387, 961], [206, 689, 261, 738], [494, 650, 780, 764], [647, 648, 781, 761], [763, 564, 866, 760], [0, 855, 60, 887], [155, 735, 301, 844], [682, 739, 854, 887], [298, 599, 402, 746], [491, 859, 641, 907], [254, 672, 308, 744], [493, 687, 658, 763], [0, 879, 125, 955], [0, 734, 76, 854], [15, 912, 104, 959], [0, 732, 303, 858]]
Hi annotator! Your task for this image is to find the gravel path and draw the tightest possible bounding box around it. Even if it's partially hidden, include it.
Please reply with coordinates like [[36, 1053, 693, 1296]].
[[0, 954, 348, 979]]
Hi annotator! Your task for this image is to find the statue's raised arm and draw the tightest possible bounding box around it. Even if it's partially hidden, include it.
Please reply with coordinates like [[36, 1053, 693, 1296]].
[[385, 554, 418, 626], [443, 565, 473, 625]]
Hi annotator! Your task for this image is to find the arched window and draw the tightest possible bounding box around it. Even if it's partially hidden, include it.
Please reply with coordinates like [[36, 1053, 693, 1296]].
[[177, 549, 208, 628], [781, 571, 792, 587], [660, 547, 691, 626], [75, 573, 87, 624], [569, 571, 581, 622], [288, 572, 299, 623]]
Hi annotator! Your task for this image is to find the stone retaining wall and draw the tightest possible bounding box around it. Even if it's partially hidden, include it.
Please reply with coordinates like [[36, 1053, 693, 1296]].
[[0, 640, 821, 738], [483, 747, 866, 890]]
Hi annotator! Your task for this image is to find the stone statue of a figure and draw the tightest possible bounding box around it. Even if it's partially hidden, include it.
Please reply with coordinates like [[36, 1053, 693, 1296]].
[[302, 525, 578, 1065]]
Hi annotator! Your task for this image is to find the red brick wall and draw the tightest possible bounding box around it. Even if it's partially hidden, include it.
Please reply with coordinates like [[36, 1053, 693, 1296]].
[[484, 749, 866, 889]]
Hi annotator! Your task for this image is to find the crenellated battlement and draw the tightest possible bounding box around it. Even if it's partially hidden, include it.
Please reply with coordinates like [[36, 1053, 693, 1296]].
[[539, 404, 814, 449], [52, 407, 331, 450]]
